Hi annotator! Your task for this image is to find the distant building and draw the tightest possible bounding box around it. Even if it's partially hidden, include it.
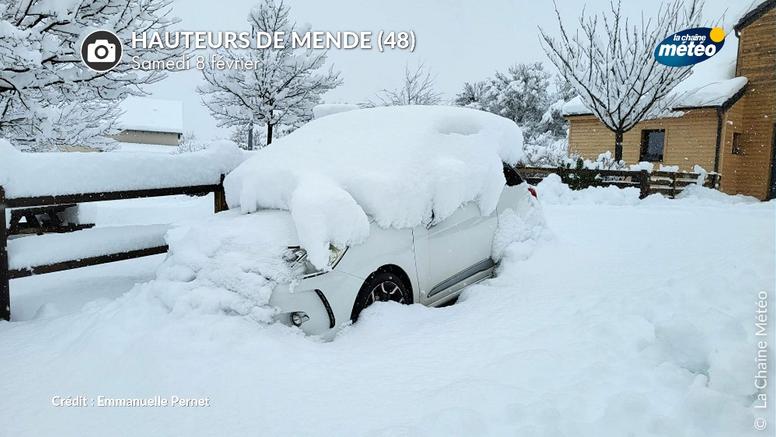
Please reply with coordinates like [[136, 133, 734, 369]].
[[115, 96, 183, 146], [562, 0, 776, 200]]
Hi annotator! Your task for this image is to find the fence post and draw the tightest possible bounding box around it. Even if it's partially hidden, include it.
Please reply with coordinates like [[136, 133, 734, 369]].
[[0, 187, 10, 321], [213, 174, 228, 213], [638, 170, 650, 199], [671, 173, 678, 199], [710, 174, 721, 189]]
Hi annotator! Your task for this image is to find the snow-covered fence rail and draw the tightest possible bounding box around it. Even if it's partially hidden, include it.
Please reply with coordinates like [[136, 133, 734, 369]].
[[0, 142, 245, 321], [0, 179, 229, 321], [647, 171, 721, 198], [518, 166, 721, 199]]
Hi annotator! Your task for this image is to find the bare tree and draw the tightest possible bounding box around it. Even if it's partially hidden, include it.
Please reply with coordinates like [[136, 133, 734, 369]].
[[370, 63, 442, 106], [539, 0, 704, 161], [198, 0, 341, 146]]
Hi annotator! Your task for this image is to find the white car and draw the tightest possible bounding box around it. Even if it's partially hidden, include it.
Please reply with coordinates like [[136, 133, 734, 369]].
[[270, 164, 539, 335]]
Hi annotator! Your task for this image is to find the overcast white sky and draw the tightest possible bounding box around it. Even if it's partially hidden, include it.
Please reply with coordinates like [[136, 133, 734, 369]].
[[147, 0, 736, 140]]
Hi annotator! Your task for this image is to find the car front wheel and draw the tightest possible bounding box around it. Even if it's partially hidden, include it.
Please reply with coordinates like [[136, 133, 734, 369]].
[[350, 271, 411, 321]]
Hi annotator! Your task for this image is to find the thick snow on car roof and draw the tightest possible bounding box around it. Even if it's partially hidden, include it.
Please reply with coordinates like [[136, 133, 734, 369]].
[[224, 105, 524, 267]]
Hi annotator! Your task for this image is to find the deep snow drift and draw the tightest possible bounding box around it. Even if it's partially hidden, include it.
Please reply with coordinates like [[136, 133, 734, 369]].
[[0, 182, 771, 437], [225, 105, 524, 266]]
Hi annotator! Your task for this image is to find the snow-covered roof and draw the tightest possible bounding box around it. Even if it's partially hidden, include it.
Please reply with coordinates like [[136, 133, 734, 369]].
[[118, 96, 184, 134], [734, 0, 776, 31], [561, 96, 593, 117], [673, 77, 748, 108], [561, 76, 748, 116]]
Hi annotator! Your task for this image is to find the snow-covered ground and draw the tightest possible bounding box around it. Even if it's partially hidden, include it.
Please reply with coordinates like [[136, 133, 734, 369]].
[[0, 182, 772, 436]]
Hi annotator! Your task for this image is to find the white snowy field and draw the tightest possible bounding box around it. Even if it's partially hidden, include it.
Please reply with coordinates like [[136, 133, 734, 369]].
[[0, 184, 773, 437]]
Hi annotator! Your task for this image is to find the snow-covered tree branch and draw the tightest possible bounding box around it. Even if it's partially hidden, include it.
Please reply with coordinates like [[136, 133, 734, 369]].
[[0, 0, 185, 150], [453, 63, 575, 167], [197, 0, 342, 148], [539, 0, 704, 160], [454, 63, 553, 130]]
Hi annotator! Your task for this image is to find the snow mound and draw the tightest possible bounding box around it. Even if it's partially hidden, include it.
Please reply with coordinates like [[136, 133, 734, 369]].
[[0, 139, 244, 198], [225, 105, 524, 267], [492, 203, 549, 263], [536, 174, 643, 206], [150, 209, 299, 320], [312, 103, 360, 119], [675, 184, 760, 205], [537, 173, 763, 206]]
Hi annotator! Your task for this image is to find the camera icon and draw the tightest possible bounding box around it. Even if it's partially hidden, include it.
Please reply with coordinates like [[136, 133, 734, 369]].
[[80, 30, 122, 72], [86, 39, 117, 64]]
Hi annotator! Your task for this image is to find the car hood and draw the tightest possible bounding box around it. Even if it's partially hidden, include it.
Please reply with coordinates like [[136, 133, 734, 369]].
[[162, 209, 301, 285]]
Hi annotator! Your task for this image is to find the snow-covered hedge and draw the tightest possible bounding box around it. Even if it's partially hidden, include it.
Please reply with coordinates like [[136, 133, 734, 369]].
[[225, 106, 524, 267]]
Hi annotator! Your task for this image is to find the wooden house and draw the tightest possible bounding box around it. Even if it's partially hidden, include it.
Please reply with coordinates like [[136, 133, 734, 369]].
[[562, 0, 776, 199]]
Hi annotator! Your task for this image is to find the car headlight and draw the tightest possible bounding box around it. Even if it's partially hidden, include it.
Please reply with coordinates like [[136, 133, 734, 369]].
[[283, 244, 347, 278]]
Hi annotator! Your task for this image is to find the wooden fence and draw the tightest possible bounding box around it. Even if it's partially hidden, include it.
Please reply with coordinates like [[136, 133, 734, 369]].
[[517, 166, 721, 199], [0, 176, 228, 321]]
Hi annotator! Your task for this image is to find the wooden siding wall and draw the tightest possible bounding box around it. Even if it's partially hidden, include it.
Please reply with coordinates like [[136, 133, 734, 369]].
[[734, 7, 776, 199], [567, 109, 719, 171]]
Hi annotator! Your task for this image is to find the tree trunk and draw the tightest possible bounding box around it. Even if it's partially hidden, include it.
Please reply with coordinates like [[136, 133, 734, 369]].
[[614, 130, 624, 162], [266, 123, 273, 145], [247, 125, 254, 150]]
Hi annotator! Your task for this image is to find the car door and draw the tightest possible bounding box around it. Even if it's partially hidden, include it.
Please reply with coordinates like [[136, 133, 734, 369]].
[[415, 201, 498, 305]]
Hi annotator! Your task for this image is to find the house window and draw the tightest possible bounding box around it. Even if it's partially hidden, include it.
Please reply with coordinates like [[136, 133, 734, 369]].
[[732, 132, 743, 155], [640, 129, 665, 162]]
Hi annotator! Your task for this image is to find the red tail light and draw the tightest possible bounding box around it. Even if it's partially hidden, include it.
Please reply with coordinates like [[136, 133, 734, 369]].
[[527, 186, 537, 198]]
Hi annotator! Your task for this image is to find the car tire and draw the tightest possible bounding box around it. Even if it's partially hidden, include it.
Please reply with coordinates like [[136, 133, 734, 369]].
[[350, 271, 412, 322]]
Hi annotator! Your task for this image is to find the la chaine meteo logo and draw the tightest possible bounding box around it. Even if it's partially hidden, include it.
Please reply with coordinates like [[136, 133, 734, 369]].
[[654, 27, 726, 67]]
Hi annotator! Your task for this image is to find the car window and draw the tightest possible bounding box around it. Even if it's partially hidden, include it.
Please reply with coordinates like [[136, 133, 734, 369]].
[[502, 163, 524, 186]]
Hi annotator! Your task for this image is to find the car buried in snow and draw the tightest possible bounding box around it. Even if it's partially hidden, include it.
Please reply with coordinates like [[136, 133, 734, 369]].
[[270, 164, 539, 334], [219, 105, 543, 335]]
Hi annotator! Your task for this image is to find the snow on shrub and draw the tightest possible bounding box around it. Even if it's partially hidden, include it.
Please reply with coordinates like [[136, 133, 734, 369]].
[[491, 204, 548, 263], [0, 139, 245, 198], [225, 105, 524, 267], [519, 131, 569, 167]]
